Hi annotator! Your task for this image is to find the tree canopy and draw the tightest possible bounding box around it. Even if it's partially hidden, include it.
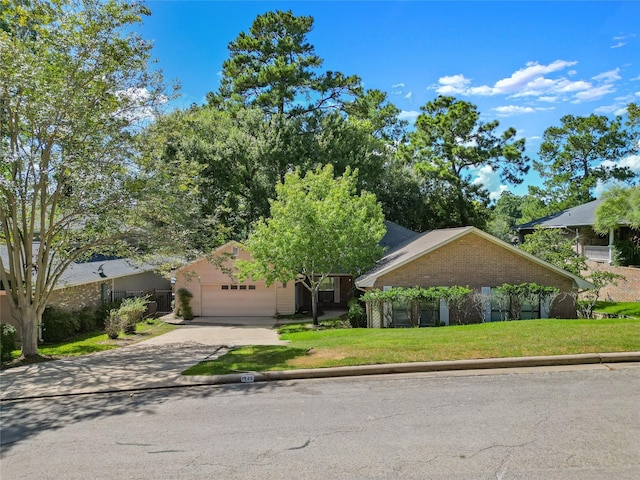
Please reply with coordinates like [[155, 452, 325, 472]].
[[531, 111, 637, 213], [594, 185, 640, 234], [213, 9, 361, 117], [0, 0, 174, 357], [401, 96, 529, 228], [238, 165, 385, 324]]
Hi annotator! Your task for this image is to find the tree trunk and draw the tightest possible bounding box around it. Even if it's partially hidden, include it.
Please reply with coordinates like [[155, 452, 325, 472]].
[[311, 287, 319, 326], [20, 305, 40, 358]]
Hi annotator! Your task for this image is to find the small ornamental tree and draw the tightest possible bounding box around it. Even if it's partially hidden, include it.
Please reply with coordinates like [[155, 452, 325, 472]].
[[493, 283, 560, 320], [362, 286, 472, 327], [239, 165, 385, 325], [520, 226, 587, 275]]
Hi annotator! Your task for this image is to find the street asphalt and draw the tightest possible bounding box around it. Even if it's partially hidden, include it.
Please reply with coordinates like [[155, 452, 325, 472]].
[[1, 314, 639, 401]]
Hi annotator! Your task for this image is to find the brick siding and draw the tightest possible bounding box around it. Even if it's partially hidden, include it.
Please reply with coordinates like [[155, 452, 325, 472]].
[[585, 261, 640, 302], [372, 232, 577, 320]]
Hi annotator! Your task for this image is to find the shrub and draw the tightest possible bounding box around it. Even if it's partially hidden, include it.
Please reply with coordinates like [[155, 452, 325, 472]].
[[1, 323, 17, 361], [105, 310, 120, 339], [41, 306, 79, 342], [95, 300, 122, 327], [75, 306, 99, 333], [347, 298, 366, 328], [117, 297, 149, 334], [176, 288, 194, 320]]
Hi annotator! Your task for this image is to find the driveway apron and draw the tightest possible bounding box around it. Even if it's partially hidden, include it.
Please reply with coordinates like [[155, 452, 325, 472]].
[[0, 317, 285, 401]]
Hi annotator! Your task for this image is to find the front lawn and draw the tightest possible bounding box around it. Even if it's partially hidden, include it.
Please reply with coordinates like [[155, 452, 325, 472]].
[[4, 318, 176, 366], [183, 318, 640, 375]]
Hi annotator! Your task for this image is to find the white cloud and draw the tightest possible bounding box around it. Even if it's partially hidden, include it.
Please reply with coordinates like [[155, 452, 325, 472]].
[[392, 83, 405, 89], [492, 60, 577, 95], [573, 84, 616, 102], [493, 105, 536, 116], [592, 68, 621, 82], [471, 165, 507, 201], [432, 59, 626, 105], [611, 42, 626, 49], [613, 33, 636, 41], [404, 91, 412, 100], [398, 110, 420, 123]]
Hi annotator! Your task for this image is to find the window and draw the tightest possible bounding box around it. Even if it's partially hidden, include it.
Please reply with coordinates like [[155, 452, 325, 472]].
[[239, 285, 247, 290], [318, 277, 334, 291], [419, 302, 440, 327], [231, 246, 239, 257], [248, 285, 256, 290], [520, 296, 540, 319], [221, 285, 229, 290], [392, 301, 412, 327], [490, 289, 540, 321], [230, 284, 238, 290]]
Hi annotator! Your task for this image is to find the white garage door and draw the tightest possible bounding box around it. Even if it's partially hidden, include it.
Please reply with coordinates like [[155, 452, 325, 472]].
[[201, 284, 276, 316]]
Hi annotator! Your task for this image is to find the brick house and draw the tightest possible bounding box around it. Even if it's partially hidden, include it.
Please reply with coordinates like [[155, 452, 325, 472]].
[[1, 247, 171, 334], [356, 227, 591, 327], [173, 241, 296, 317], [517, 198, 640, 301], [175, 221, 418, 318]]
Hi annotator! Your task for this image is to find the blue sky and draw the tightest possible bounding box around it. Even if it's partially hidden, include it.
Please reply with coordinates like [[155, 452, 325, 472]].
[[138, 1, 640, 199]]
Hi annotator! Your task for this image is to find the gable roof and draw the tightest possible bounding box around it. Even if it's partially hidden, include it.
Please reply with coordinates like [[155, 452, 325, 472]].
[[1, 244, 164, 290], [356, 226, 593, 289], [517, 198, 605, 230]]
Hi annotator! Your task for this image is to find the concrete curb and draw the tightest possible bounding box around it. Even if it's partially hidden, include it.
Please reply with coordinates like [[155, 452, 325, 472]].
[[188, 352, 640, 385]]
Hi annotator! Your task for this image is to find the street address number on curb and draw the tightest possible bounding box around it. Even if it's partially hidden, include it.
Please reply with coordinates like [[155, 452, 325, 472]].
[[240, 374, 255, 383]]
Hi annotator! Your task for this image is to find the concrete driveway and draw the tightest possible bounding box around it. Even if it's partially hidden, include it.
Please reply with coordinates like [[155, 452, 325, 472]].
[[0, 316, 288, 401]]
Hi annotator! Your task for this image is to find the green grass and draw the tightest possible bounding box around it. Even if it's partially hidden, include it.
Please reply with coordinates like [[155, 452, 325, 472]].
[[594, 301, 640, 318], [8, 318, 176, 360], [184, 318, 640, 375]]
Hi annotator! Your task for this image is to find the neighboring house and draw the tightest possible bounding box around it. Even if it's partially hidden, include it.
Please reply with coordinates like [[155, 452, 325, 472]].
[[355, 226, 591, 328], [516, 198, 629, 264], [517, 199, 640, 302], [173, 241, 296, 317], [0, 245, 171, 332]]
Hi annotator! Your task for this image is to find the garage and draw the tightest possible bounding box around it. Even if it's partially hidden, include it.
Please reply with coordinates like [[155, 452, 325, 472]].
[[200, 283, 277, 317]]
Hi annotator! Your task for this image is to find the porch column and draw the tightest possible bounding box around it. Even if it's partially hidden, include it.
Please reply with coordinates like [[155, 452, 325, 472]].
[[609, 228, 614, 264]]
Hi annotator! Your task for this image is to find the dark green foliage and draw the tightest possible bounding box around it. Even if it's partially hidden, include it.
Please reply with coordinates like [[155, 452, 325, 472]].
[[176, 288, 194, 320], [1, 323, 17, 361], [401, 96, 528, 229], [41, 307, 79, 343], [532, 110, 637, 211], [95, 301, 122, 326], [347, 298, 366, 328], [611, 239, 640, 266]]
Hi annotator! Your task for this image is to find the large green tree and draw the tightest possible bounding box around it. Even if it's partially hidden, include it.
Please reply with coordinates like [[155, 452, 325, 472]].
[[402, 96, 529, 227], [213, 10, 361, 117], [531, 110, 637, 212], [238, 165, 385, 325], [0, 0, 174, 357]]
